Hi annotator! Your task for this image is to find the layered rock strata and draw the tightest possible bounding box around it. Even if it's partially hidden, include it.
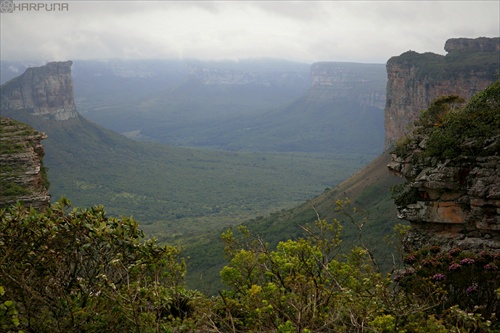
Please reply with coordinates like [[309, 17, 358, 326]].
[[0, 61, 78, 121], [0, 117, 50, 210], [384, 37, 499, 149], [310, 62, 386, 109], [388, 125, 500, 251]]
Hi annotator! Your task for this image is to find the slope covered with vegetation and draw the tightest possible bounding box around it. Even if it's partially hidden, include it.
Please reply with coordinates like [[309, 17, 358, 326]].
[[1, 198, 497, 332], [6, 112, 372, 246], [3, 82, 498, 332]]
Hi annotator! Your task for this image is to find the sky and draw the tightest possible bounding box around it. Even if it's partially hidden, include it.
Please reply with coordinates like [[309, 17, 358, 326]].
[[0, 1, 498, 65]]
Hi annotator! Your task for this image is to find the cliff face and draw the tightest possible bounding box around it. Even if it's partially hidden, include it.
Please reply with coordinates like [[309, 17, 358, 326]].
[[0, 117, 50, 210], [388, 82, 500, 251], [310, 62, 386, 109], [384, 37, 499, 149], [187, 65, 308, 86], [0, 61, 78, 121]]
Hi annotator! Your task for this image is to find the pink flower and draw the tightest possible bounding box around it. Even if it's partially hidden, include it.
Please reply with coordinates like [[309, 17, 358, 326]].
[[460, 258, 475, 265], [484, 263, 498, 271], [466, 285, 478, 295], [404, 255, 416, 264], [431, 273, 445, 281]]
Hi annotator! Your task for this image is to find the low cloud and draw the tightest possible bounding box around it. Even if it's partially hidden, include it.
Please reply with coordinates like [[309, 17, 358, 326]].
[[1, 1, 498, 63]]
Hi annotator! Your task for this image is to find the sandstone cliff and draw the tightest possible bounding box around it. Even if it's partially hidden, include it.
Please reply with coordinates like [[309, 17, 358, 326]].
[[186, 65, 308, 86], [0, 117, 50, 210], [388, 82, 500, 251], [310, 62, 386, 109], [384, 37, 499, 149], [0, 61, 78, 121]]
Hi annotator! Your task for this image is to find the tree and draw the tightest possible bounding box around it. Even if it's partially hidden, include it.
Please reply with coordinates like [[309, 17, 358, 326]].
[[0, 198, 202, 332]]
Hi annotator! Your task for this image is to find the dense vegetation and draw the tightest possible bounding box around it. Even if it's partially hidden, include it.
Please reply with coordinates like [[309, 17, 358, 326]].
[[2, 66, 499, 332], [424, 81, 500, 158], [393, 80, 500, 159], [2, 199, 498, 332], [388, 49, 499, 81], [5, 112, 375, 293], [2, 82, 500, 330]]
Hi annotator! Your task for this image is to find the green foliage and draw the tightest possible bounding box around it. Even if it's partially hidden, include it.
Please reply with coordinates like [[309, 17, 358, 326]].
[[211, 200, 400, 332], [390, 183, 419, 208], [415, 95, 466, 131], [0, 180, 30, 197], [397, 247, 500, 325], [394, 81, 500, 160], [0, 286, 22, 333], [0, 198, 204, 332], [425, 81, 500, 158], [389, 49, 499, 81], [1, 197, 498, 332], [209, 202, 499, 332]]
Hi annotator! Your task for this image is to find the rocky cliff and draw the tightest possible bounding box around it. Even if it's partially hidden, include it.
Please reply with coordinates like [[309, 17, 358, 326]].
[[310, 62, 386, 109], [384, 37, 499, 149], [388, 82, 500, 251], [187, 65, 308, 86], [0, 117, 50, 210], [0, 61, 78, 121]]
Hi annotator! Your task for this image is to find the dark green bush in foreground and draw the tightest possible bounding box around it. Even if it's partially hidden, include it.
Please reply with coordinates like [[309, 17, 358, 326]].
[[0, 198, 204, 333], [1, 199, 498, 332]]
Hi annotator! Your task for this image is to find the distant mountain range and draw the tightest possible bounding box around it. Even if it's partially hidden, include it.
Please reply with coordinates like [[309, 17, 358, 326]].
[[3, 37, 496, 293], [2, 58, 387, 154], [0, 59, 374, 247]]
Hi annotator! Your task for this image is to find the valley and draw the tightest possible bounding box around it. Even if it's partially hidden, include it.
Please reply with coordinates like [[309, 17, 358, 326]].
[[2, 38, 497, 297], [1, 59, 385, 292]]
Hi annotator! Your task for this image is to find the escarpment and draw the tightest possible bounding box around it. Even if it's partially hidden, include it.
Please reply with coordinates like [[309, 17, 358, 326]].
[[0, 60, 78, 121], [388, 82, 500, 252], [0, 117, 50, 210], [384, 37, 499, 149], [310, 62, 386, 109]]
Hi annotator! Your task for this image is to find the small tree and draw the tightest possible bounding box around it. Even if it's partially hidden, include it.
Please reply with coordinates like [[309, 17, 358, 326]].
[[0, 198, 201, 332], [212, 200, 399, 332]]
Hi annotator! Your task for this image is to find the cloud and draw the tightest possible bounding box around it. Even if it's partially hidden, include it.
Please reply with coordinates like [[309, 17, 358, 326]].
[[1, 1, 498, 64]]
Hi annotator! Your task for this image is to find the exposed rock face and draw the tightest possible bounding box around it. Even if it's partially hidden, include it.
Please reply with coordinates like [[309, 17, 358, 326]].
[[389, 151, 500, 252], [0, 117, 50, 210], [384, 37, 499, 149], [445, 37, 500, 53], [310, 62, 386, 109], [0, 61, 78, 121], [389, 146, 499, 233], [388, 82, 500, 252], [187, 65, 308, 86]]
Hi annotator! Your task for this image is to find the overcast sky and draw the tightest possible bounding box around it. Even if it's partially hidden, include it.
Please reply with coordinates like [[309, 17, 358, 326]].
[[1, 1, 498, 64]]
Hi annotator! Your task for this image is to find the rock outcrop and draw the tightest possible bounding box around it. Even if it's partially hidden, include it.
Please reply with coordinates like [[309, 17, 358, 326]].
[[384, 37, 499, 149], [0, 117, 50, 210], [444, 37, 500, 53], [388, 82, 500, 252], [0, 61, 78, 121]]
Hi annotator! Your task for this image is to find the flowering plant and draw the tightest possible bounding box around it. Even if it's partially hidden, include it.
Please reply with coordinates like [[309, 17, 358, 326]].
[[396, 246, 500, 323]]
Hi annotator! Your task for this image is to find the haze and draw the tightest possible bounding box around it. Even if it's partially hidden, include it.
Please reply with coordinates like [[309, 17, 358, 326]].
[[0, 1, 498, 64]]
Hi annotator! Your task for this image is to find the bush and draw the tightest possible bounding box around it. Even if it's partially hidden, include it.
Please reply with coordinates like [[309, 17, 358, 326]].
[[396, 246, 500, 331], [0, 198, 204, 332]]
